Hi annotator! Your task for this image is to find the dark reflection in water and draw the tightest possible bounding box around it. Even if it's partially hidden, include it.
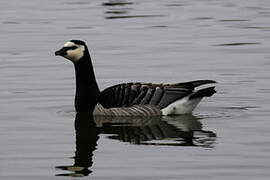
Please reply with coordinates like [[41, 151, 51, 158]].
[[105, 15, 166, 19], [56, 114, 216, 177], [214, 42, 261, 46], [96, 115, 216, 147], [217, 19, 249, 22], [56, 113, 99, 177], [2, 21, 20, 24], [103, 0, 133, 19], [67, 26, 93, 30], [166, 3, 185, 7], [102, 0, 134, 6], [102, 0, 165, 20], [105, 10, 128, 14]]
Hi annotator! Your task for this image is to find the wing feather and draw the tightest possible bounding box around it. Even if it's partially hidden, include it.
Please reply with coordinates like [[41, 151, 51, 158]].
[[131, 86, 148, 105], [99, 80, 216, 109], [140, 87, 155, 105], [149, 87, 164, 105]]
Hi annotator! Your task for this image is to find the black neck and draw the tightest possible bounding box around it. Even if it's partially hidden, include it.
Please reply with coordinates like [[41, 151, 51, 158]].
[[74, 49, 100, 113]]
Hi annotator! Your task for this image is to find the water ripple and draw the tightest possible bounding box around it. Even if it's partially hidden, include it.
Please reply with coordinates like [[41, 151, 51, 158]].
[[105, 14, 166, 19], [214, 42, 261, 46], [102, 0, 134, 6]]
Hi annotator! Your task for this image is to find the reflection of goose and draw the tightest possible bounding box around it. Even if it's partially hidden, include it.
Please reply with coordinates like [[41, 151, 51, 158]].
[[56, 113, 98, 177], [55, 40, 216, 116], [56, 113, 216, 176], [95, 115, 216, 147]]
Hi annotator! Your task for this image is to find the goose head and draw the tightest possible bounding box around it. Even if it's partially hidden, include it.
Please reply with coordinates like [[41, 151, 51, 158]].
[[55, 40, 87, 62]]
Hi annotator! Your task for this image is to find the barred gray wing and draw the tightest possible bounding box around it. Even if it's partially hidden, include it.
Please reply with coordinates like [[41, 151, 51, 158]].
[[98, 80, 215, 109]]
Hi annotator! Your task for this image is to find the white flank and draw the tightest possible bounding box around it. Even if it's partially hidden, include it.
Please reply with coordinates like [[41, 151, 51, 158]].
[[161, 96, 202, 115]]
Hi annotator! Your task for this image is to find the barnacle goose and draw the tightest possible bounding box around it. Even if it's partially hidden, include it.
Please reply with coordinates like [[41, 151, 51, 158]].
[[55, 40, 216, 116]]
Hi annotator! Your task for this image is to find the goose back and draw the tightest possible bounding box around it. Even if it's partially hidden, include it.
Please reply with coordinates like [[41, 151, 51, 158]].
[[98, 80, 216, 109]]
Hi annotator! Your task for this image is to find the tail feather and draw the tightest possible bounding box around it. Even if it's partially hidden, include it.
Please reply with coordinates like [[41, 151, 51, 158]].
[[189, 86, 216, 99], [173, 80, 216, 88]]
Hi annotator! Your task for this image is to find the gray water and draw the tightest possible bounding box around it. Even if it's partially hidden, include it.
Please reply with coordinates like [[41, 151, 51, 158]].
[[1, 0, 270, 179]]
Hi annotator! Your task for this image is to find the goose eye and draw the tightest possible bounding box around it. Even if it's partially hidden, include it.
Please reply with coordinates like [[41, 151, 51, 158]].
[[69, 46, 77, 50]]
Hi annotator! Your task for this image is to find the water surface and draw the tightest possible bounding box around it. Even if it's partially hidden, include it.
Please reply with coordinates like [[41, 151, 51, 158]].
[[1, 0, 270, 179]]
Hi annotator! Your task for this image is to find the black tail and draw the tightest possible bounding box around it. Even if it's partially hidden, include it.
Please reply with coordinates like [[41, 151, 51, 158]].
[[189, 86, 216, 99], [173, 80, 216, 89]]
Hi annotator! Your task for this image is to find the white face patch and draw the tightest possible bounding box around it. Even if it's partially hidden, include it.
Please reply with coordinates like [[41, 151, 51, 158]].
[[63, 41, 85, 62], [64, 41, 76, 47]]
